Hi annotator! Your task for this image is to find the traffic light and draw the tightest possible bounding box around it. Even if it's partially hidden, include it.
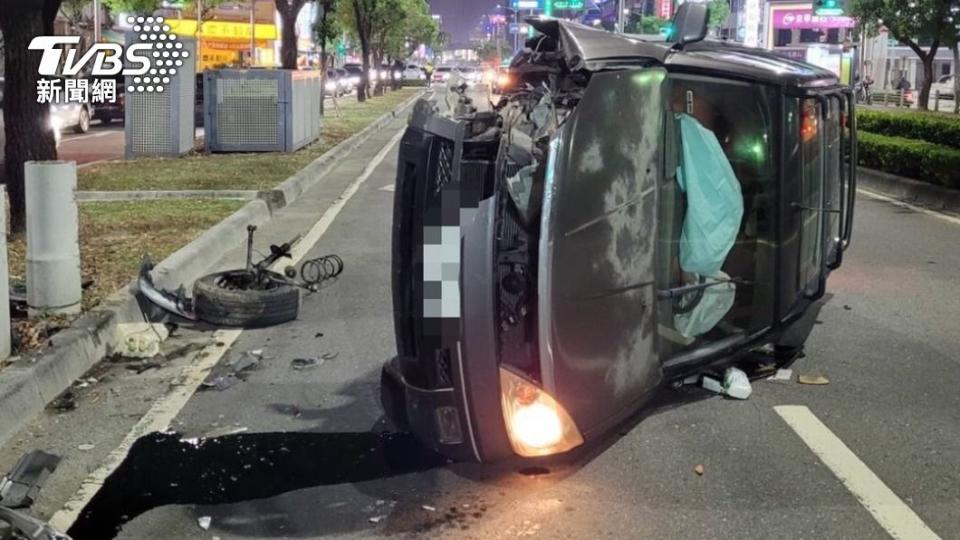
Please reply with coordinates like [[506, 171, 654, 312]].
[[814, 0, 844, 16]]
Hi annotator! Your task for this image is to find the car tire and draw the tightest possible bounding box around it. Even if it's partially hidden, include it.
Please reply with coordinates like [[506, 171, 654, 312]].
[[193, 270, 300, 328], [74, 107, 90, 134]]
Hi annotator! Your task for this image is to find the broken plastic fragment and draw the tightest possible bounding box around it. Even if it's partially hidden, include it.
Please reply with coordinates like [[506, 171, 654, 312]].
[[422, 505, 436, 512], [290, 357, 321, 370], [768, 368, 793, 382], [722, 367, 752, 400], [694, 464, 705, 475], [198, 516, 212, 530], [798, 374, 830, 385]]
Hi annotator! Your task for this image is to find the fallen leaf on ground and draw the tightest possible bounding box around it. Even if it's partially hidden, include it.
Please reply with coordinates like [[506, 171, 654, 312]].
[[798, 374, 830, 385], [694, 464, 704, 476]]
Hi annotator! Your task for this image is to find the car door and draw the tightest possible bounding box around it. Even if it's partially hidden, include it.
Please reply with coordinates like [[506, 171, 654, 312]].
[[537, 68, 667, 438]]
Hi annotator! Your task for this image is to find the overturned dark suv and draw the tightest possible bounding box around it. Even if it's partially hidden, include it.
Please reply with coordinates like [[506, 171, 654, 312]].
[[383, 6, 856, 463]]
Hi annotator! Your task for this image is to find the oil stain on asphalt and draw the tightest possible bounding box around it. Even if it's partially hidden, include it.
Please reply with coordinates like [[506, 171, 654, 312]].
[[67, 431, 445, 540]]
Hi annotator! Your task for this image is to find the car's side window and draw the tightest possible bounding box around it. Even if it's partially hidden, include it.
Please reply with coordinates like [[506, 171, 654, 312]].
[[658, 76, 779, 355]]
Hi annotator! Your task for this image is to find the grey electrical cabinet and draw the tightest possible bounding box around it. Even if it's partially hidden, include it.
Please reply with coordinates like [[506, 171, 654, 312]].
[[124, 35, 197, 159], [203, 69, 322, 153]]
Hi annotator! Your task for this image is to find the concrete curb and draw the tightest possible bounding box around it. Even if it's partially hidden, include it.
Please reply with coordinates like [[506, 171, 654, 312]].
[[858, 167, 960, 216], [0, 90, 426, 447]]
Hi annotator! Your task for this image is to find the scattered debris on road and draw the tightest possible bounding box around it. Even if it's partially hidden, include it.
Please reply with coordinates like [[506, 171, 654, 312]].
[[798, 374, 830, 385], [114, 322, 170, 358], [202, 426, 249, 439], [369, 515, 386, 524], [694, 464, 705, 476], [201, 373, 241, 391], [202, 350, 262, 390], [77, 444, 95, 451], [139, 226, 345, 328], [0, 450, 61, 508], [701, 367, 752, 399], [843, 305, 852, 311], [768, 368, 793, 382], [290, 357, 321, 370], [422, 505, 437, 512], [51, 391, 77, 412], [197, 515, 212, 530]]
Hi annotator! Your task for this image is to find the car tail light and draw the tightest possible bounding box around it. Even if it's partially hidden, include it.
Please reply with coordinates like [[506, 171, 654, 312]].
[[499, 367, 583, 457]]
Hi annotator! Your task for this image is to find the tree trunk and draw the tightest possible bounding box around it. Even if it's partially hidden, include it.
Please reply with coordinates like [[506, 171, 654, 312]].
[[352, 0, 369, 102], [952, 43, 960, 115], [319, 8, 328, 115], [0, 1, 61, 233], [918, 53, 935, 110], [280, 9, 298, 69], [275, 0, 303, 69]]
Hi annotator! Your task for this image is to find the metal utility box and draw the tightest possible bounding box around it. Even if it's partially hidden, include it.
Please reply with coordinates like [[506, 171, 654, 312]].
[[125, 36, 197, 159], [203, 69, 322, 153]]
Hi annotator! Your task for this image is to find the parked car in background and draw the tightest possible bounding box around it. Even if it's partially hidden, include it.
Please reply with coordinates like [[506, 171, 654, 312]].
[[458, 66, 482, 85], [92, 75, 124, 125], [324, 69, 342, 96], [335, 68, 352, 94], [49, 77, 93, 134], [342, 63, 364, 88], [432, 66, 452, 84], [932, 74, 956, 100], [404, 64, 425, 80]]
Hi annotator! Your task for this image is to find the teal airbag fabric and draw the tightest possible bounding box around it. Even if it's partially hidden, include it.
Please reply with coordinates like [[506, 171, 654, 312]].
[[675, 113, 744, 277], [674, 272, 736, 338]]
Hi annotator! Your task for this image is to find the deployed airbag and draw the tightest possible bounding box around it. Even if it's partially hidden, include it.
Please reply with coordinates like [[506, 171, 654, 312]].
[[675, 113, 744, 277], [674, 271, 736, 338]]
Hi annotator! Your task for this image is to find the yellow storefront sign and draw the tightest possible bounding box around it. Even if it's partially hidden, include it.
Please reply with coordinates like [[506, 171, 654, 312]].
[[166, 19, 278, 41]]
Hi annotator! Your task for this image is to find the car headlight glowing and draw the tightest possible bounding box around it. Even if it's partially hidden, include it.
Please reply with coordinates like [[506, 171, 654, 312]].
[[499, 367, 583, 457]]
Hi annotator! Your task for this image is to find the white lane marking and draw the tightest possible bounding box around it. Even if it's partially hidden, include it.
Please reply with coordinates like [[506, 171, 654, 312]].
[[49, 329, 243, 532], [857, 188, 960, 226], [50, 122, 407, 532], [280, 128, 405, 266], [380, 184, 396, 192], [775, 405, 941, 540]]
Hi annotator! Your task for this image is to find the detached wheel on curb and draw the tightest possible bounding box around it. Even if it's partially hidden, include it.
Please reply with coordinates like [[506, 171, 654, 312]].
[[193, 270, 300, 328]]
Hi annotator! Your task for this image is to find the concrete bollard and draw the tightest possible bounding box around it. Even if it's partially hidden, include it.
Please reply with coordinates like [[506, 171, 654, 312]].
[[0, 187, 10, 359], [25, 161, 82, 317]]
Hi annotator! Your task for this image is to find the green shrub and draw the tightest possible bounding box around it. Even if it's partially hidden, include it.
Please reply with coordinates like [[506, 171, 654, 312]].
[[857, 109, 960, 149], [403, 79, 428, 87], [858, 131, 960, 188]]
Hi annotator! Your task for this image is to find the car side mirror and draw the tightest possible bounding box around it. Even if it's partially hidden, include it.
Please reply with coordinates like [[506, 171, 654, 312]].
[[670, 2, 708, 49]]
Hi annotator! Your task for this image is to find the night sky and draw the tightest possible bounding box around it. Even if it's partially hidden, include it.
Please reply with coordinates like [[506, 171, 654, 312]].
[[429, 0, 499, 43]]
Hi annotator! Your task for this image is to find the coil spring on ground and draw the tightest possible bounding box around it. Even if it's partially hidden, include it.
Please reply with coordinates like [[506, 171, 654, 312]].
[[300, 254, 344, 286]]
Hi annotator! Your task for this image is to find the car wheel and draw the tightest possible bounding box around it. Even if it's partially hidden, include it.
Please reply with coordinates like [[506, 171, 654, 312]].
[[193, 270, 300, 327], [74, 108, 90, 133]]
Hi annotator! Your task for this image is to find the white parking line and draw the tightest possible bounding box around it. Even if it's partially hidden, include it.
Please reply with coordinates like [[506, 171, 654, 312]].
[[49, 329, 242, 531], [48, 123, 407, 534], [857, 188, 960, 226], [775, 405, 941, 540]]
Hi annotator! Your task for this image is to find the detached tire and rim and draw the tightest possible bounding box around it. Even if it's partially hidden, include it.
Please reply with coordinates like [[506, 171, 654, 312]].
[[193, 270, 300, 327]]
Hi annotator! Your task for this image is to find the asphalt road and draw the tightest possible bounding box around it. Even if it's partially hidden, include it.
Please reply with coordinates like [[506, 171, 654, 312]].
[[58, 123, 126, 165], [5, 87, 959, 540]]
